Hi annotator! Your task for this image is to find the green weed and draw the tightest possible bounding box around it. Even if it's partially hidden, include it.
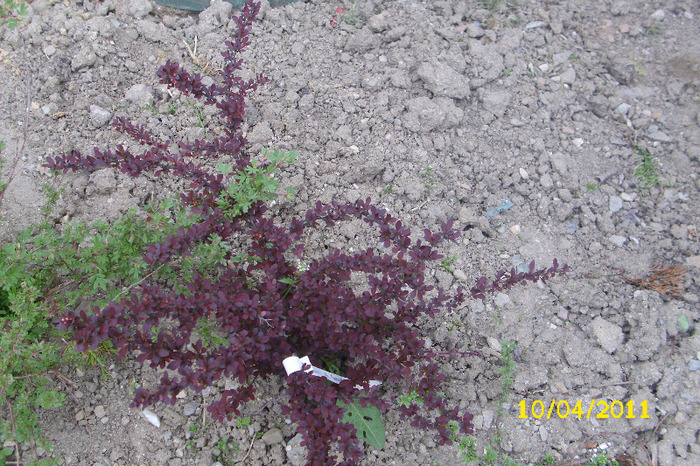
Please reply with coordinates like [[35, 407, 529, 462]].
[[633, 145, 662, 189]]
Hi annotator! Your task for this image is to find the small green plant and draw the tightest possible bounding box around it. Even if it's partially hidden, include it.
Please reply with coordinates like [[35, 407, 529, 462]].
[[0, 0, 27, 30], [235, 417, 251, 428], [380, 184, 393, 196], [167, 102, 180, 115], [440, 253, 457, 272], [585, 181, 599, 192], [214, 437, 240, 464], [420, 165, 440, 190], [645, 24, 663, 36], [145, 103, 158, 116], [633, 145, 662, 189], [216, 147, 297, 219], [587, 453, 620, 466], [396, 390, 424, 407]]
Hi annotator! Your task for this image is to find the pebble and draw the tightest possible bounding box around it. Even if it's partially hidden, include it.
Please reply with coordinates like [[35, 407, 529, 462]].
[[688, 360, 700, 371], [452, 269, 468, 281], [609, 195, 623, 213], [650, 9, 665, 21], [559, 67, 576, 84], [519, 167, 529, 179], [183, 402, 198, 416], [540, 173, 553, 188], [572, 138, 584, 148], [43, 45, 56, 57], [647, 130, 673, 142], [566, 220, 579, 234], [261, 428, 284, 445], [620, 192, 636, 201], [125, 84, 153, 106], [591, 317, 624, 353], [609, 235, 627, 247], [90, 105, 112, 128], [142, 409, 160, 428], [525, 21, 547, 30], [685, 256, 700, 268], [94, 405, 106, 418], [486, 337, 502, 353], [509, 224, 521, 235]]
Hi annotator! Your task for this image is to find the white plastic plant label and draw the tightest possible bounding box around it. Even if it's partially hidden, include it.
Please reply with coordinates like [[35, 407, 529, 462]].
[[283, 355, 381, 390]]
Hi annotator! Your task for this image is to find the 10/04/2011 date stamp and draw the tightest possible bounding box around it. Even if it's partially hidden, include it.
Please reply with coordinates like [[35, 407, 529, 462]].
[[518, 399, 650, 420]]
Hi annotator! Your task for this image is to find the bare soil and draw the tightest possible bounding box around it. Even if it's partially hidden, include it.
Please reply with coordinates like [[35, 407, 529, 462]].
[[1, 0, 699, 465]]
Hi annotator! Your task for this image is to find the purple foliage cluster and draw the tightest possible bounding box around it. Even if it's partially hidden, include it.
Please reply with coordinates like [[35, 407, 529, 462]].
[[47, 2, 567, 464]]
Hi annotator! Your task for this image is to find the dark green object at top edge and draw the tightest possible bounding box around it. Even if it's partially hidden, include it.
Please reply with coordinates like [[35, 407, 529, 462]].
[[154, 0, 305, 12]]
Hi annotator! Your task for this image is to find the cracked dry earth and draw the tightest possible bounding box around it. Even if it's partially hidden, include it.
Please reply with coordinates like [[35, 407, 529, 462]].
[[1, 0, 699, 465]]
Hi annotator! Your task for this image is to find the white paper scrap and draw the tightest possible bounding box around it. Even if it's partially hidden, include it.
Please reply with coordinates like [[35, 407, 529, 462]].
[[283, 355, 381, 390]]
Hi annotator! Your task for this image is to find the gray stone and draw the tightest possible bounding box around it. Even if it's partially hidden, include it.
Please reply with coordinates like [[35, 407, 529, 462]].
[[402, 97, 464, 133], [261, 428, 284, 445], [94, 405, 106, 418], [285, 433, 306, 466], [247, 122, 274, 145], [552, 51, 572, 65], [465, 22, 484, 38], [609, 195, 623, 213], [417, 62, 470, 99], [344, 27, 380, 53], [367, 12, 389, 33], [125, 84, 153, 106], [136, 20, 172, 43], [608, 235, 627, 247], [183, 402, 198, 417], [647, 130, 673, 142], [559, 67, 576, 85], [591, 316, 624, 353], [540, 173, 553, 189], [688, 360, 700, 371], [129, 0, 153, 18], [89, 105, 112, 128], [71, 47, 97, 71], [478, 88, 511, 117], [198, 0, 233, 34]]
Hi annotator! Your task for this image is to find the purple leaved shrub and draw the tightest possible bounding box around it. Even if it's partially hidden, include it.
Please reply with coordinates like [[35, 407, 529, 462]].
[[47, 1, 568, 464]]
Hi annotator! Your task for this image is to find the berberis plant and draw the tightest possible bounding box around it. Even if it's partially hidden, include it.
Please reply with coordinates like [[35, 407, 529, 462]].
[[46, 1, 567, 464]]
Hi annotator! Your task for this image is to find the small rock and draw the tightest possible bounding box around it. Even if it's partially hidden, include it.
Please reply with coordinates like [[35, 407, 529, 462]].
[[647, 130, 673, 142], [71, 48, 97, 71], [609, 195, 623, 213], [685, 256, 700, 268], [519, 168, 529, 179], [688, 360, 700, 372], [572, 138, 584, 148], [525, 21, 547, 30], [417, 62, 470, 99], [125, 84, 153, 106], [478, 88, 511, 117], [90, 105, 112, 128], [183, 402, 198, 417], [142, 409, 160, 428], [552, 51, 572, 65], [609, 235, 627, 247], [540, 173, 553, 188], [452, 269, 468, 281], [75, 410, 85, 421], [591, 317, 624, 353], [509, 224, 521, 235], [94, 405, 106, 418], [285, 434, 306, 466], [486, 337, 502, 353], [494, 293, 511, 308], [43, 45, 56, 57], [650, 9, 665, 21], [129, 0, 153, 18], [367, 13, 389, 33], [559, 67, 576, 84], [261, 428, 284, 445], [466, 22, 484, 38]]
